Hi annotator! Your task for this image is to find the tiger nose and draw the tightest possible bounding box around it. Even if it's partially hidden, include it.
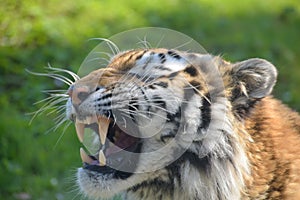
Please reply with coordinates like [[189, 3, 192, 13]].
[[67, 85, 90, 105]]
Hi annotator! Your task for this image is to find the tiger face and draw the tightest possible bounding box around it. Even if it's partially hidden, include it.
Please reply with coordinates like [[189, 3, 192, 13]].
[[65, 48, 286, 199]]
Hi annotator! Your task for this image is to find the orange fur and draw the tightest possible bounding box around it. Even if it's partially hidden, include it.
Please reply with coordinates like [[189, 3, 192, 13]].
[[245, 97, 300, 199]]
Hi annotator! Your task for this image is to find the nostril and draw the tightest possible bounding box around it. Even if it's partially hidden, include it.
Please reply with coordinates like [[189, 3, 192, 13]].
[[77, 91, 89, 101], [71, 86, 90, 105], [70, 113, 76, 122]]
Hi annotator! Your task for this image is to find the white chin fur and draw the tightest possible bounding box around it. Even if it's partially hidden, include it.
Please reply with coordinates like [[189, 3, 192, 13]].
[[77, 168, 122, 199]]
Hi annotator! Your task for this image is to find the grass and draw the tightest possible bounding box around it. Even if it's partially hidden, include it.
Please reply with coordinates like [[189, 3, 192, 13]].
[[1, 0, 299, 199]]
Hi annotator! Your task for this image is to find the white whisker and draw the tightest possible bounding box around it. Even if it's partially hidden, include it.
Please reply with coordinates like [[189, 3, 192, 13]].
[[173, 39, 193, 51], [91, 51, 113, 59], [53, 120, 72, 150], [27, 65, 74, 133], [154, 35, 165, 48], [46, 64, 80, 81], [42, 89, 68, 94], [136, 36, 152, 49], [88, 38, 120, 56], [86, 57, 110, 65]]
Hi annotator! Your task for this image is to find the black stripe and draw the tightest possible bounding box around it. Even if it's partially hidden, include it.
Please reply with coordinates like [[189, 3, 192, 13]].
[[152, 95, 166, 108], [129, 178, 174, 195], [97, 101, 111, 108], [189, 80, 203, 93], [96, 93, 112, 107], [183, 151, 209, 169], [156, 65, 172, 71], [184, 65, 198, 77], [198, 93, 211, 131], [158, 53, 166, 63], [165, 158, 182, 186], [168, 72, 179, 80], [154, 81, 168, 88], [167, 50, 181, 59], [95, 86, 102, 91], [166, 151, 210, 187], [127, 53, 134, 61], [97, 93, 112, 101], [136, 54, 143, 60], [135, 50, 147, 60]]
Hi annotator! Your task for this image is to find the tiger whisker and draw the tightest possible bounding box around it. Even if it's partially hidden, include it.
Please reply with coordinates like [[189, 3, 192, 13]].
[[45, 64, 80, 81], [29, 98, 66, 124], [33, 95, 61, 106], [27, 70, 73, 86], [42, 89, 68, 94], [91, 51, 113, 59], [28, 66, 74, 133], [154, 35, 165, 48], [118, 107, 169, 121], [119, 110, 155, 123], [182, 81, 211, 104], [49, 105, 66, 116], [173, 39, 194, 51], [88, 38, 120, 56], [53, 120, 72, 150], [129, 101, 171, 114], [136, 36, 152, 49], [86, 57, 111, 65]]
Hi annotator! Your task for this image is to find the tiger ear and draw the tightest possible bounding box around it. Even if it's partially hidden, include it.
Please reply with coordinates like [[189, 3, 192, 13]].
[[231, 58, 277, 100]]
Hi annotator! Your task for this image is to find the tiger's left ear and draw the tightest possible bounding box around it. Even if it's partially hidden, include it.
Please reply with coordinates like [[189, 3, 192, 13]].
[[231, 58, 277, 100]]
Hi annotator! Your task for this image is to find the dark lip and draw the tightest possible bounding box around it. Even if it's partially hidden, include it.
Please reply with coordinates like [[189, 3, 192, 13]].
[[83, 163, 134, 180]]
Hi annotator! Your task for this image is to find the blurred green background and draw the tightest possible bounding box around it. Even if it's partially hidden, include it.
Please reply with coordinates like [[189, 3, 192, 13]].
[[1, 0, 299, 199]]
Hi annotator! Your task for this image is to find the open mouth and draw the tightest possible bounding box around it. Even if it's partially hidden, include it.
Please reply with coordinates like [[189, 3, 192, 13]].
[[75, 115, 141, 178]]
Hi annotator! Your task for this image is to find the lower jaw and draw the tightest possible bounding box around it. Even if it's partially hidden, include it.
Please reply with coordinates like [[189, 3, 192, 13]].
[[83, 163, 134, 180]]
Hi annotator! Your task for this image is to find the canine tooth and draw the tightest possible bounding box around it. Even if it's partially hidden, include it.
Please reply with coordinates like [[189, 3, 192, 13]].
[[75, 120, 85, 143], [80, 148, 93, 164], [97, 116, 110, 145], [99, 150, 106, 166]]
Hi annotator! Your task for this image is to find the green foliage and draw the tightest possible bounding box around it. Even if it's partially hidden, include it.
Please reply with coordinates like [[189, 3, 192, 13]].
[[1, 0, 299, 199]]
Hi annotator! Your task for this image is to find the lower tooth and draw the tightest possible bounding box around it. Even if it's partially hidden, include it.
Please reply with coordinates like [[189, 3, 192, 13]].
[[80, 148, 93, 164], [99, 150, 106, 166]]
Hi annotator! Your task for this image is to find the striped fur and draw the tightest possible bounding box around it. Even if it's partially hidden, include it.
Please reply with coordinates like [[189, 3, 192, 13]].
[[67, 49, 300, 199]]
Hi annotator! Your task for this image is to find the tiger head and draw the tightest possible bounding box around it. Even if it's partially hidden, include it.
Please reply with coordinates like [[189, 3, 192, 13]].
[[66, 48, 277, 199]]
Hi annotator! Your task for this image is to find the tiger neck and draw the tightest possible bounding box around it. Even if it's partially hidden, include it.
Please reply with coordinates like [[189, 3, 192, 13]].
[[125, 149, 248, 200]]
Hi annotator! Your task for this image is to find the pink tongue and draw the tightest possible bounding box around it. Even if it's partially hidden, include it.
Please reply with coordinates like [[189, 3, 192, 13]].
[[106, 133, 138, 156]]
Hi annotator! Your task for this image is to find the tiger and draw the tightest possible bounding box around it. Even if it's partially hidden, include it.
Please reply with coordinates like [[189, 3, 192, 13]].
[[62, 48, 300, 200]]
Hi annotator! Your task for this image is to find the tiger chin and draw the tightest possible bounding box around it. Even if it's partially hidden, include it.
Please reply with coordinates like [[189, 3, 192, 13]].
[[65, 48, 300, 200]]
